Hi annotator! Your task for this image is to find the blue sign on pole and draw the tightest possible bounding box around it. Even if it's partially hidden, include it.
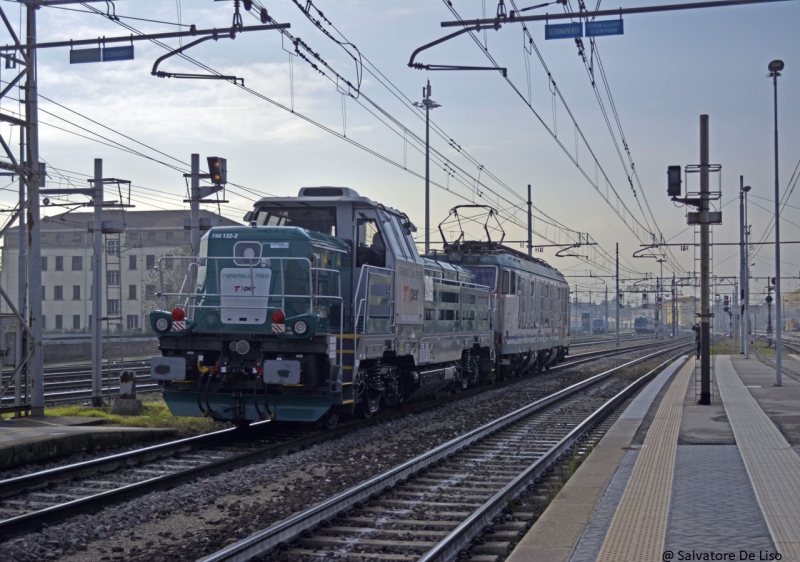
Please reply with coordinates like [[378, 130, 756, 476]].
[[69, 48, 101, 64], [545, 22, 583, 40], [585, 19, 624, 37], [103, 45, 135, 62]]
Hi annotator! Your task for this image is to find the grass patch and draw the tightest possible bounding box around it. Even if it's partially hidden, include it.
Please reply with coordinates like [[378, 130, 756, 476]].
[[46, 394, 227, 436], [711, 337, 737, 355]]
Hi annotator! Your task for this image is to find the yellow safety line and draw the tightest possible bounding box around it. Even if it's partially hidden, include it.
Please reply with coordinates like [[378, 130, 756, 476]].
[[596, 359, 693, 562], [717, 355, 800, 559]]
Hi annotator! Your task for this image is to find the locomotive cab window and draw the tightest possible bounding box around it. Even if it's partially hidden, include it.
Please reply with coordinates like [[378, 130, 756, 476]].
[[254, 206, 337, 236], [356, 219, 385, 268], [501, 270, 516, 295]]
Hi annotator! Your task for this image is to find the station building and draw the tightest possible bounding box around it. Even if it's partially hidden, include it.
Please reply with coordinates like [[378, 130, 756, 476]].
[[0, 209, 239, 333]]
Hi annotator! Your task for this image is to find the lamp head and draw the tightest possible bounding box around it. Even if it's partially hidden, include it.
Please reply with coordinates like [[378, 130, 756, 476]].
[[742, 185, 751, 193], [768, 60, 784, 73]]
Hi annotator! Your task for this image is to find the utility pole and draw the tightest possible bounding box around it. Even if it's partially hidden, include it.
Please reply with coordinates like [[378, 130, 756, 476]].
[[413, 80, 440, 254], [672, 275, 677, 337], [91, 160, 103, 406], [699, 115, 711, 405], [604, 286, 608, 334], [615, 243, 620, 346], [527, 184, 532, 257], [25, 4, 44, 416], [16, 129, 26, 415]]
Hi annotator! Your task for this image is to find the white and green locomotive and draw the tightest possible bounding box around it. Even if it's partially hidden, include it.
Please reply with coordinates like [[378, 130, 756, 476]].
[[149, 188, 494, 425]]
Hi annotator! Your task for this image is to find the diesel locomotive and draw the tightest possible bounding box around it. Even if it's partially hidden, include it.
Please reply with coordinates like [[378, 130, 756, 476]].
[[148, 188, 569, 426]]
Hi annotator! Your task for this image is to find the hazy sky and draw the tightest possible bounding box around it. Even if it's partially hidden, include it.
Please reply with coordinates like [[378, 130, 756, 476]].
[[0, 0, 797, 303]]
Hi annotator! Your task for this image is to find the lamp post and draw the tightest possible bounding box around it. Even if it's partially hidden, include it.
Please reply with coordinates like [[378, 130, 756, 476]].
[[413, 80, 441, 255], [768, 59, 784, 386]]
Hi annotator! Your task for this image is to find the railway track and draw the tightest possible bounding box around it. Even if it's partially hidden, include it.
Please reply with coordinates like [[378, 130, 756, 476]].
[[199, 342, 691, 561], [0, 337, 687, 541], [0, 360, 158, 407]]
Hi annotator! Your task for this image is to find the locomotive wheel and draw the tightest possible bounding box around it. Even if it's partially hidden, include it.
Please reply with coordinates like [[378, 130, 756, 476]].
[[355, 370, 381, 419], [320, 409, 340, 430]]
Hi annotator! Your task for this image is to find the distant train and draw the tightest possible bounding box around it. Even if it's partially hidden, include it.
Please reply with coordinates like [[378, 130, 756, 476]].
[[592, 318, 606, 334], [634, 316, 655, 335], [147, 190, 570, 426]]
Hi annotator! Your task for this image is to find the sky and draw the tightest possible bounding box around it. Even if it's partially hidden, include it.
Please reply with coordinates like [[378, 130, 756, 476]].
[[0, 0, 797, 306]]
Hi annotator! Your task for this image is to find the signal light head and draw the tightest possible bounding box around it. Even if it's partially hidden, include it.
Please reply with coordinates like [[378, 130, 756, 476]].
[[207, 156, 227, 186], [271, 309, 286, 324], [171, 307, 185, 321]]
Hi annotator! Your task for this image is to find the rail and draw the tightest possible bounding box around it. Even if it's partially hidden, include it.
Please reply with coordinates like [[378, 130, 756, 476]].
[[198, 342, 691, 562]]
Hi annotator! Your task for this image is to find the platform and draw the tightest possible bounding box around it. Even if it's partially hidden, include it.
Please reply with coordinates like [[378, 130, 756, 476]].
[[0, 416, 176, 469], [507, 353, 800, 562]]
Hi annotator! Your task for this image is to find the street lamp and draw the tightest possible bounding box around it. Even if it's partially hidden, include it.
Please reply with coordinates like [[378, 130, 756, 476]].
[[767, 59, 784, 386], [413, 79, 441, 255]]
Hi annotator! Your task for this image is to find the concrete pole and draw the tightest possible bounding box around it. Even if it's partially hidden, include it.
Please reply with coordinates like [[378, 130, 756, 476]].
[[744, 195, 750, 358], [15, 129, 26, 414], [190, 154, 200, 257], [91, 159, 104, 407], [772, 71, 782, 386], [424, 93, 430, 255], [699, 115, 711, 405], [25, 6, 44, 416], [527, 184, 532, 257], [739, 176, 746, 354], [615, 243, 620, 346]]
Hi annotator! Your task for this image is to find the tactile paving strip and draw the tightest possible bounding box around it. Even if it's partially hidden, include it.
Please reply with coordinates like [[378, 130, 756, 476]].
[[595, 360, 693, 562], [716, 355, 800, 560]]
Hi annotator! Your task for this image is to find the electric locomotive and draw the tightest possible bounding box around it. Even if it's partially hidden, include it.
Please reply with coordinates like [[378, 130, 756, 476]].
[[426, 205, 571, 377], [148, 187, 493, 426]]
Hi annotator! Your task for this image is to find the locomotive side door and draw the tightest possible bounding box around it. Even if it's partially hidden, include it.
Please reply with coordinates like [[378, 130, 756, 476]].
[[354, 210, 394, 337]]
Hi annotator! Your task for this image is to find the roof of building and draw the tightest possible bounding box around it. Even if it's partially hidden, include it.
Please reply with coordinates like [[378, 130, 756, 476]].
[[13, 209, 240, 232]]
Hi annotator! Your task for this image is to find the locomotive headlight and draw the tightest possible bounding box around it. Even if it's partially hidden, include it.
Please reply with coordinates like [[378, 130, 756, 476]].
[[293, 319, 308, 335], [155, 317, 170, 332]]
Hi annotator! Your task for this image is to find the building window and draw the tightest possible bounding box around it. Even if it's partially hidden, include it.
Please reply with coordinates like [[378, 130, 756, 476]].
[[147, 231, 156, 244], [54, 285, 63, 300], [72, 315, 80, 330], [145, 284, 156, 298], [55, 315, 63, 330], [42, 257, 48, 271], [127, 315, 139, 330], [55, 256, 63, 271], [128, 285, 137, 300], [72, 233, 82, 244], [72, 285, 80, 300], [72, 256, 83, 271], [166, 231, 174, 241], [56, 234, 64, 244], [108, 300, 120, 314], [129, 255, 137, 270], [126, 231, 141, 245], [146, 255, 155, 269], [107, 240, 120, 256], [107, 270, 120, 285]]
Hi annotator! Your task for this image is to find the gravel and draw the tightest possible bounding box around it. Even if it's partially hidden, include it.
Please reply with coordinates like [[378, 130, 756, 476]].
[[0, 351, 671, 562]]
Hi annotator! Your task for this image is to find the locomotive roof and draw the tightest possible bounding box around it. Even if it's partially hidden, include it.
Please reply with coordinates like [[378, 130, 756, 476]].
[[252, 187, 408, 219], [426, 241, 567, 284]]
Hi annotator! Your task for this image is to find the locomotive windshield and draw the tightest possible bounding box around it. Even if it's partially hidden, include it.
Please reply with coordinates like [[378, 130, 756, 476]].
[[462, 266, 497, 291], [253, 206, 337, 236]]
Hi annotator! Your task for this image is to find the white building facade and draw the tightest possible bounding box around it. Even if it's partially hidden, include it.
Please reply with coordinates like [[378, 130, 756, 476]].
[[0, 209, 239, 333]]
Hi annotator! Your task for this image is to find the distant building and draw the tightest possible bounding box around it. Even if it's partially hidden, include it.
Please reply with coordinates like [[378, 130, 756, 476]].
[[0, 210, 239, 333]]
